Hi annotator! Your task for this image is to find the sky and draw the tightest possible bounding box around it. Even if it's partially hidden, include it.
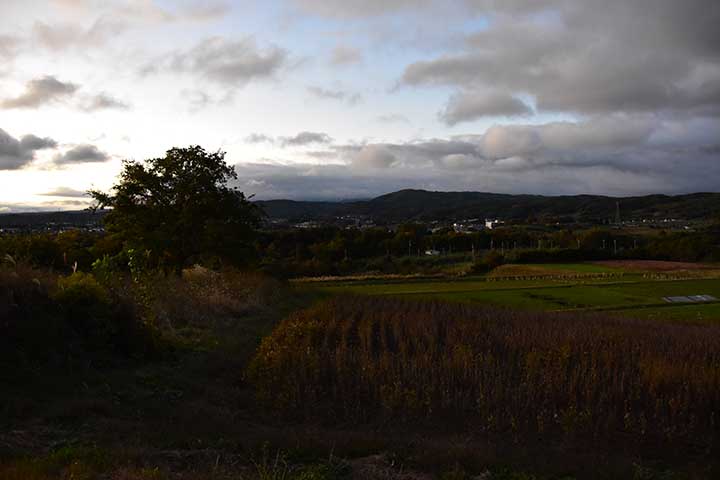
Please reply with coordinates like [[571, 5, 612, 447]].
[[1, 0, 719, 211]]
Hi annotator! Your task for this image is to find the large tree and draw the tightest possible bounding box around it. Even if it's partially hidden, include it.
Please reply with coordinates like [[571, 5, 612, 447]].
[[90, 146, 263, 269]]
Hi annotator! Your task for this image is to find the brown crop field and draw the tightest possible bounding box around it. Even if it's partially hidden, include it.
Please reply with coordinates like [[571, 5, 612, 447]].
[[594, 260, 716, 271], [248, 296, 720, 458]]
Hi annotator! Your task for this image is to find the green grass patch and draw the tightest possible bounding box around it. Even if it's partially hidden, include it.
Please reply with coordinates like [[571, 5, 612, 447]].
[[314, 274, 720, 321]]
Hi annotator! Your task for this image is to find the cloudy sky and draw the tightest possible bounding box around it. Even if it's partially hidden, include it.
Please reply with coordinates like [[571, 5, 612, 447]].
[[1, 0, 719, 211]]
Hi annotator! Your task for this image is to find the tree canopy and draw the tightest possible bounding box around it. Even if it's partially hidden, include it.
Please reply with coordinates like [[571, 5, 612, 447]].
[[90, 145, 263, 269]]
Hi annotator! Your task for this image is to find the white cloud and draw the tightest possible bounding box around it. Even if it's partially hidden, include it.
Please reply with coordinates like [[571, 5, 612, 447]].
[[156, 36, 288, 87], [307, 86, 362, 105]]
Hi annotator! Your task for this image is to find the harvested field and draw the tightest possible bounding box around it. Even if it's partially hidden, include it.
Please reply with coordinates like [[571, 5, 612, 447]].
[[315, 268, 720, 322], [594, 260, 715, 271], [248, 296, 720, 454]]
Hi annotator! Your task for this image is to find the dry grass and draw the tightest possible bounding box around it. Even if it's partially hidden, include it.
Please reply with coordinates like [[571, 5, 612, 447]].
[[248, 297, 720, 451], [486, 264, 622, 282], [137, 267, 284, 341], [594, 260, 716, 271], [0, 260, 57, 316], [292, 273, 447, 283]]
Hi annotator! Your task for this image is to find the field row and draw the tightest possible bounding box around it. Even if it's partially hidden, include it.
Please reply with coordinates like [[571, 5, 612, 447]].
[[313, 263, 720, 322]]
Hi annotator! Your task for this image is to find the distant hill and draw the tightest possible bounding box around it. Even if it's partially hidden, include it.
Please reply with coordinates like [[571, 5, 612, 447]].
[[0, 210, 106, 228], [4, 190, 719, 228], [252, 200, 347, 220], [256, 189, 720, 222]]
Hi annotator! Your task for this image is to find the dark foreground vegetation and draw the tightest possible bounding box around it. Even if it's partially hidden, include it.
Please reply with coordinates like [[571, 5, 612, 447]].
[[4, 260, 719, 478], [249, 297, 720, 452], [2, 146, 720, 479]]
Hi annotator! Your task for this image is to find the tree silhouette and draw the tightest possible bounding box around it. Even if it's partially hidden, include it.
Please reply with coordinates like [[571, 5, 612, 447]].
[[90, 146, 263, 269]]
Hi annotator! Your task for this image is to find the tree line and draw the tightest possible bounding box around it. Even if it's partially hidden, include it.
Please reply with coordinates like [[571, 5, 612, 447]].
[[1, 146, 718, 277]]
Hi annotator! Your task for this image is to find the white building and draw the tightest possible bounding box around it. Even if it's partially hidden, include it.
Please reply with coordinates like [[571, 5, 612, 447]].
[[485, 219, 504, 230]]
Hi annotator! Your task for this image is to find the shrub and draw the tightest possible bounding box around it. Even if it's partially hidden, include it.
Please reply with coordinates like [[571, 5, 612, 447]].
[[146, 267, 282, 329], [469, 250, 505, 274], [54, 272, 145, 355], [55, 272, 112, 323], [1, 266, 161, 371], [0, 265, 68, 369], [503, 248, 610, 264]]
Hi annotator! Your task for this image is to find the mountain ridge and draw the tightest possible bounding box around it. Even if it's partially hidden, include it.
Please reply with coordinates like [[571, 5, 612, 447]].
[[3, 189, 719, 226], [255, 189, 720, 222]]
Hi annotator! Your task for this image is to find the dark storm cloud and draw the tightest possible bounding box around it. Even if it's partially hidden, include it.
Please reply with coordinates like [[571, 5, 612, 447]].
[[19, 134, 59, 152], [53, 144, 110, 165], [400, 0, 720, 118], [439, 90, 533, 125], [0, 128, 57, 170], [1, 76, 130, 112], [152, 36, 287, 87], [1, 76, 78, 109]]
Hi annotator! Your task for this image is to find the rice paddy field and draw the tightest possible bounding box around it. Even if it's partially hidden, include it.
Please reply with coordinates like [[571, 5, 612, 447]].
[[308, 261, 720, 323]]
